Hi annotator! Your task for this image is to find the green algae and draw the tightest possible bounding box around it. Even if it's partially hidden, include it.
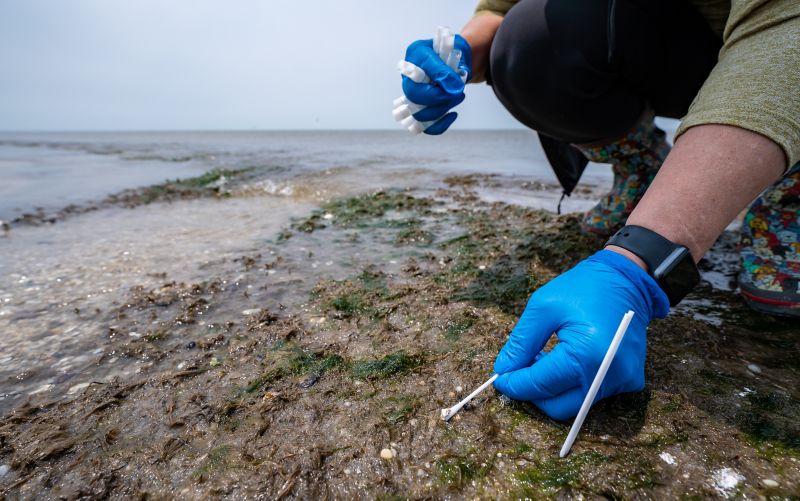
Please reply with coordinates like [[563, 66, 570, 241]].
[[383, 395, 418, 425], [237, 344, 345, 396], [193, 445, 235, 480], [445, 317, 474, 340], [123, 168, 251, 205], [513, 451, 609, 496], [394, 227, 434, 246], [350, 351, 424, 380], [329, 292, 370, 319], [319, 269, 392, 320], [292, 191, 438, 233], [436, 455, 493, 489]]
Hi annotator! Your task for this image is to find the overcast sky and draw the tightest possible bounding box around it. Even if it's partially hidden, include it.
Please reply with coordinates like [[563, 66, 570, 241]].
[[0, 1, 522, 131]]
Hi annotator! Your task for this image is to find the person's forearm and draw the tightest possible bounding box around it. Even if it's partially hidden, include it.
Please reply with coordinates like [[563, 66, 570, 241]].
[[461, 13, 503, 83], [609, 124, 786, 267]]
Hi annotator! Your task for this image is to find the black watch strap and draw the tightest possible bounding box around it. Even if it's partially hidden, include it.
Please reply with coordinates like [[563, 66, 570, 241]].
[[605, 225, 677, 273], [605, 225, 700, 306]]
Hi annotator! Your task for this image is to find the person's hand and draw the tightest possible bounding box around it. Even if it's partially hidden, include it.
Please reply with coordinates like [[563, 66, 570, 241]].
[[493, 250, 670, 420], [401, 35, 472, 135]]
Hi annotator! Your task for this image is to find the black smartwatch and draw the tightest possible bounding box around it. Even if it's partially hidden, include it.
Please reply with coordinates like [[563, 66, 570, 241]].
[[605, 225, 700, 306]]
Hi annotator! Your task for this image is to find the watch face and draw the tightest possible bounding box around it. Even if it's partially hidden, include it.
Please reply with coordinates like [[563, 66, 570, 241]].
[[657, 249, 700, 305]]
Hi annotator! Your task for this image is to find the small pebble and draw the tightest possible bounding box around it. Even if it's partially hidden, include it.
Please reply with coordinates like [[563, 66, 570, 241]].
[[128, 332, 142, 338], [210, 357, 221, 367], [322, 213, 334, 220], [747, 363, 762, 374], [762, 479, 779, 488], [380, 448, 395, 460], [0, 464, 9, 477], [659, 452, 676, 465], [448, 391, 456, 398], [343, 468, 351, 475], [455, 385, 463, 393], [242, 309, 261, 316], [409, 419, 418, 426]]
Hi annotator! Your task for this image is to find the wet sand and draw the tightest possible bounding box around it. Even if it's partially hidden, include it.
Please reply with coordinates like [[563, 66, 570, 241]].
[[0, 168, 798, 499]]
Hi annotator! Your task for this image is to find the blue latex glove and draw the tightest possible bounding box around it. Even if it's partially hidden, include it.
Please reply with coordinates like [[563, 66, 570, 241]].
[[401, 35, 472, 135], [493, 250, 670, 421]]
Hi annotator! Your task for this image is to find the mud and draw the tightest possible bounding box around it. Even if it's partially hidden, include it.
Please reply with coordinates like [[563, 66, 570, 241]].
[[1, 185, 798, 499]]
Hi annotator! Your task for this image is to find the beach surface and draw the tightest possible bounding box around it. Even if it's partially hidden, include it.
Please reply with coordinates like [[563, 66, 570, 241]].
[[0, 130, 797, 499]]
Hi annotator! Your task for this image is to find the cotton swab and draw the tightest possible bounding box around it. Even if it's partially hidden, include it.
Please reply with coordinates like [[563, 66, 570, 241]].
[[440, 373, 499, 421], [559, 310, 635, 458]]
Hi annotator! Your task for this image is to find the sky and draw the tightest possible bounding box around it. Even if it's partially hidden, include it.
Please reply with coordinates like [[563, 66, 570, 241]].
[[0, 0, 522, 131]]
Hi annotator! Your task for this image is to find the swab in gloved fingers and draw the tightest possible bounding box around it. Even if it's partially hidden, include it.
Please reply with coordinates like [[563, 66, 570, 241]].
[[393, 26, 466, 134]]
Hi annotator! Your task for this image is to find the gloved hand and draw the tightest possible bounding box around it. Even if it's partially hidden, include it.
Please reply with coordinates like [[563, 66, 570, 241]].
[[401, 35, 472, 135], [493, 250, 670, 421]]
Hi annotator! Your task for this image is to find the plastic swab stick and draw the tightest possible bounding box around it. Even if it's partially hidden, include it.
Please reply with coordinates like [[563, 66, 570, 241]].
[[440, 31, 455, 64], [433, 25, 444, 55], [440, 374, 499, 421], [397, 61, 430, 84], [559, 310, 635, 458]]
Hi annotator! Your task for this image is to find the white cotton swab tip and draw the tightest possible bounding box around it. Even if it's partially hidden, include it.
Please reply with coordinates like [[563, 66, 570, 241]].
[[559, 310, 635, 458], [440, 374, 499, 421]]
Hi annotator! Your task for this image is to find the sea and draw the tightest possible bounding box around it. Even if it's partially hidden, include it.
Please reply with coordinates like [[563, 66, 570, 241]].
[[0, 129, 625, 221]]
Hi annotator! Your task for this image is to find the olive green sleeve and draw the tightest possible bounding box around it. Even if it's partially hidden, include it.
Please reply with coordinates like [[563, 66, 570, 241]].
[[675, 2, 800, 169], [474, 0, 519, 17]]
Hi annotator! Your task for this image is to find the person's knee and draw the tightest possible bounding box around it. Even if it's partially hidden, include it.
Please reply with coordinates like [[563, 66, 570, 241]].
[[489, 0, 552, 113], [488, 0, 636, 142]]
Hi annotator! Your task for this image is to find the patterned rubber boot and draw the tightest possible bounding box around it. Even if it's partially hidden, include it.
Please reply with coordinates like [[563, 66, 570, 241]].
[[576, 110, 670, 238], [738, 162, 800, 317]]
